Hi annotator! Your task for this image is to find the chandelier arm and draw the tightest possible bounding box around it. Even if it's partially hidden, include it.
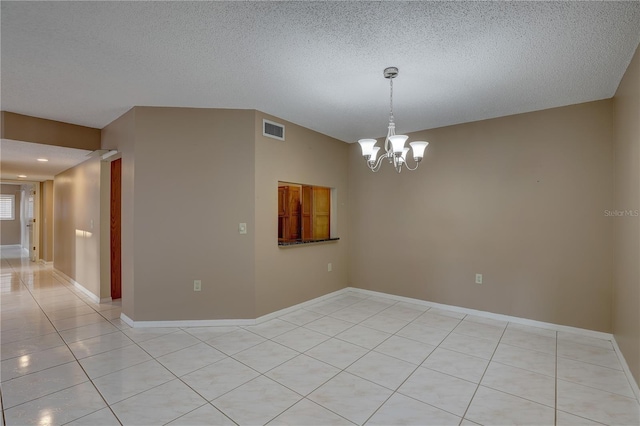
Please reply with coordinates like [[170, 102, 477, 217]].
[[392, 152, 403, 174], [403, 160, 421, 171], [358, 66, 429, 174], [370, 152, 390, 171]]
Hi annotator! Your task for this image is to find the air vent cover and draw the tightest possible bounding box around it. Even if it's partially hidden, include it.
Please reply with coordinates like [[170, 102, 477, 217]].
[[263, 119, 285, 141]]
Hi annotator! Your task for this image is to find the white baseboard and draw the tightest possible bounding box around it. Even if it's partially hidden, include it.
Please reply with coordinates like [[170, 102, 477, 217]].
[[120, 313, 134, 328], [347, 287, 614, 341], [100, 297, 113, 303], [52, 269, 100, 304], [612, 338, 640, 402], [118, 285, 613, 338], [116, 285, 638, 400], [0, 244, 22, 248], [120, 286, 611, 340], [38, 259, 53, 266], [121, 287, 351, 329], [255, 287, 351, 324]]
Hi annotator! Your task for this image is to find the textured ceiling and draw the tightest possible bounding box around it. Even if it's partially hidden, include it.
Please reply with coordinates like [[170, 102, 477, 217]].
[[1, 1, 639, 144], [0, 139, 92, 182]]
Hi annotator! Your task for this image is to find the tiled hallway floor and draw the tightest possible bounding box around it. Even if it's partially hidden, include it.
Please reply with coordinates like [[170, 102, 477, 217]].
[[1, 247, 639, 425]]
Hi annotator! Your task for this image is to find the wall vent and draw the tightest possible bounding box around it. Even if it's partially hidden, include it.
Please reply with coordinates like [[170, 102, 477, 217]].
[[263, 119, 285, 141]]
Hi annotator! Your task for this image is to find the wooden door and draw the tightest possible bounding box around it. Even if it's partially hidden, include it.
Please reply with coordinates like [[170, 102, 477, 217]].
[[278, 186, 287, 240], [110, 159, 122, 300], [288, 186, 301, 240], [301, 185, 312, 239], [312, 187, 330, 239]]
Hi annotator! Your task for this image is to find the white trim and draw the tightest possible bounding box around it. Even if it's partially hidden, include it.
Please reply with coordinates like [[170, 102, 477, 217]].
[[0, 244, 22, 248], [101, 150, 119, 161], [114, 285, 640, 401], [347, 287, 614, 341], [100, 297, 113, 303], [52, 269, 100, 304], [38, 259, 53, 266], [117, 286, 612, 341], [125, 318, 256, 328], [255, 287, 350, 324], [122, 288, 351, 329], [612, 338, 640, 402], [120, 313, 134, 328]]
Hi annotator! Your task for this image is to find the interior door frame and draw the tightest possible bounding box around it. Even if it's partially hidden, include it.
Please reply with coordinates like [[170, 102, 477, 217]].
[[110, 158, 122, 300], [18, 182, 40, 262]]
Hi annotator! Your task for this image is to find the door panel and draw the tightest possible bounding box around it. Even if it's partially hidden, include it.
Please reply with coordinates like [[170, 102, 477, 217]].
[[288, 186, 301, 240], [312, 187, 330, 240], [302, 185, 312, 240], [110, 159, 122, 300]]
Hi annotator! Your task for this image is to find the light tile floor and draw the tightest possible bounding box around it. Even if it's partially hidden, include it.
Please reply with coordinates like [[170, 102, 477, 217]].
[[1, 246, 639, 425]]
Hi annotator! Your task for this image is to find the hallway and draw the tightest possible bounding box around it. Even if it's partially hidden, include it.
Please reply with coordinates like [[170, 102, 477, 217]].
[[1, 246, 639, 425]]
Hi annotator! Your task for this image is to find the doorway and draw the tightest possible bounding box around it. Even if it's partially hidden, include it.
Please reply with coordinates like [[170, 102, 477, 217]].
[[110, 158, 122, 300], [19, 183, 39, 262]]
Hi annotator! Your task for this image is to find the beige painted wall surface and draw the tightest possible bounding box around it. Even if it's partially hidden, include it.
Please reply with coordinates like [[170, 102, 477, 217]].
[[101, 108, 136, 317], [99, 162, 112, 300], [53, 157, 102, 298], [349, 100, 614, 332], [39, 180, 54, 261], [0, 184, 21, 245], [613, 44, 640, 385], [1, 111, 101, 150], [254, 112, 349, 317], [130, 107, 256, 321]]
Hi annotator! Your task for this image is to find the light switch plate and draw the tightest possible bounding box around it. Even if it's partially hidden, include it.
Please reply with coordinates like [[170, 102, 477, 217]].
[[239, 223, 247, 234]]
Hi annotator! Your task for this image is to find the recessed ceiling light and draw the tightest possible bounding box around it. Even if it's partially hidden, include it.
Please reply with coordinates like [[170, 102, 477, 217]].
[[37, 158, 49, 162], [17, 175, 27, 178]]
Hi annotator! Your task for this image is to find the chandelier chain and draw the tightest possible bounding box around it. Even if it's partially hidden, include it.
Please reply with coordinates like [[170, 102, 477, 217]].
[[357, 66, 429, 173], [389, 78, 394, 124]]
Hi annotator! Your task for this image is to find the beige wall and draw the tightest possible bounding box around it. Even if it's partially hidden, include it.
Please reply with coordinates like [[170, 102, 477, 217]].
[[1, 111, 100, 150], [53, 157, 102, 298], [103, 107, 256, 321], [254, 112, 350, 317], [613, 45, 640, 385], [102, 108, 136, 315], [0, 184, 21, 245], [349, 100, 614, 332], [39, 180, 54, 261]]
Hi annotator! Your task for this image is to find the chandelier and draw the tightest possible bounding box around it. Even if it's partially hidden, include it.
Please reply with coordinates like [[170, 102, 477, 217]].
[[357, 67, 429, 173]]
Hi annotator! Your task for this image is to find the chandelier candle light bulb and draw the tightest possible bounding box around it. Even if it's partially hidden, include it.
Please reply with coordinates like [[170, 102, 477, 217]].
[[358, 67, 429, 173]]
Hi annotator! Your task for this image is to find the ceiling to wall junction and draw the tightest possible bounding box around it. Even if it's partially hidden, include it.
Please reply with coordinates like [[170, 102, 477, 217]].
[[1, 1, 639, 143]]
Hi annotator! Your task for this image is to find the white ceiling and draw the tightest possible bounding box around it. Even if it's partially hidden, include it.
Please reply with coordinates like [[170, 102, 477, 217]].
[[0, 139, 92, 182], [1, 1, 639, 144]]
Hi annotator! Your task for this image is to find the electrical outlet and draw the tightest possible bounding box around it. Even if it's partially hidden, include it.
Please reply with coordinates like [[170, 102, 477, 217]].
[[239, 223, 247, 234], [193, 280, 202, 291], [328, 263, 332, 272], [475, 274, 483, 284]]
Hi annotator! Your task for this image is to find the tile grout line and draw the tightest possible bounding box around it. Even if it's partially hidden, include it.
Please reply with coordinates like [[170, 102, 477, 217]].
[[459, 320, 508, 423], [301, 296, 404, 425], [198, 295, 377, 425], [207, 294, 396, 425], [4, 254, 636, 425], [1, 259, 124, 425], [361, 306, 472, 425]]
